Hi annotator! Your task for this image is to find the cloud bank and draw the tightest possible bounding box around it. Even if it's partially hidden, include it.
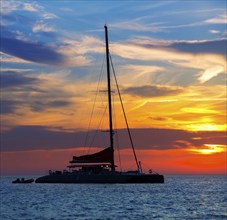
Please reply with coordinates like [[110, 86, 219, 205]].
[[1, 37, 66, 65], [1, 126, 226, 152], [123, 85, 183, 97]]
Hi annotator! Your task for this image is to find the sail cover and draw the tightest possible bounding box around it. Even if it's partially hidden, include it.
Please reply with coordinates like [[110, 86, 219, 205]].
[[70, 147, 113, 164]]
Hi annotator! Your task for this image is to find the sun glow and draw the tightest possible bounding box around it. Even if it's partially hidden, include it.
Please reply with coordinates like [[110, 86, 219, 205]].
[[188, 144, 226, 155], [187, 124, 225, 131]]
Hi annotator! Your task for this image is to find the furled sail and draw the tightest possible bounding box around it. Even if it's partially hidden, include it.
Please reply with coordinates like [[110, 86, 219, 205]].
[[70, 147, 113, 164]]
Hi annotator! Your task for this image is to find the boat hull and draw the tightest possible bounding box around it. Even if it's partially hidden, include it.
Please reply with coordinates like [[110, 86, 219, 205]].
[[35, 173, 164, 184], [12, 179, 34, 184]]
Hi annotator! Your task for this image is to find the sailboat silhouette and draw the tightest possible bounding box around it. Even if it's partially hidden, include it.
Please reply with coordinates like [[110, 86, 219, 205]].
[[35, 25, 164, 184]]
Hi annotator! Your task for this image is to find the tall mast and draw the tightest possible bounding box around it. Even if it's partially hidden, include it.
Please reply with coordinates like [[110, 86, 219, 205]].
[[104, 25, 115, 171]]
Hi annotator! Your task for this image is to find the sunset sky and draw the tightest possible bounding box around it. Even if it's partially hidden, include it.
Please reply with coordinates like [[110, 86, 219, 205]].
[[1, 0, 226, 175]]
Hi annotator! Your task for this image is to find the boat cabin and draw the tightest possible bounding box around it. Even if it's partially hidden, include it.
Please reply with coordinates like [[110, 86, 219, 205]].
[[67, 163, 113, 173]]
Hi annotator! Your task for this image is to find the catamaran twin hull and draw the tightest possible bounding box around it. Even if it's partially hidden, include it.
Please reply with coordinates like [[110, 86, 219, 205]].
[[35, 173, 164, 184]]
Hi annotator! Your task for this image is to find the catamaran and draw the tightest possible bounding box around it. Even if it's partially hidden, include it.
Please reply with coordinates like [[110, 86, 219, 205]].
[[35, 25, 164, 183]]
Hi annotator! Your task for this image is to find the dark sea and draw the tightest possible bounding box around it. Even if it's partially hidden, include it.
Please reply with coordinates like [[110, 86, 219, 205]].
[[0, 175, 226, 220]]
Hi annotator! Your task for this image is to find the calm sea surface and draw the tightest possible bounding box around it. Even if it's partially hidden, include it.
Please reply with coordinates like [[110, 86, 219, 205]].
[[0, 175, 226, 220]]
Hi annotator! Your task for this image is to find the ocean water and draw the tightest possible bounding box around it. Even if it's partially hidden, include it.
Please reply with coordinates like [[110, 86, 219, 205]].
[[0, 175, 226, 220]]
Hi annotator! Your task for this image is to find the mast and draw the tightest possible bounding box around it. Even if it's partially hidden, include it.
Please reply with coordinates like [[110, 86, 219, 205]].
[[104, 25, 115, 171]]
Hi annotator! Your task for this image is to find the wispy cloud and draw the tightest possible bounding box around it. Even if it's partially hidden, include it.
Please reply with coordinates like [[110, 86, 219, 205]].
[[32, 21, 55, 33], [111, 20, 164, 32], [204, 14, 227, 24], [143, 12, 227, 30], [1, 0, 21, 15], [1, 0, 57, 19], [57, 35, 104, 66], [42, 12, 58, 20], [110, 38, 226, 83], [115, 64, 166, 86], [1, 53, 33, 64], [209, 30, 221, 34], [109, 8, 226, 33], [198, 66, 225, 83], [23, 3, 40, 12]]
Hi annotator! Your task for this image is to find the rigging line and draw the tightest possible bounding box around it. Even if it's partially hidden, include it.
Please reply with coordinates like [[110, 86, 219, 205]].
[[115, 131, 122, 172], [109, 54, 141, 173], [88, 104, 108, 150], [112, 92, 122, 172], [84, 54, 105, 153]]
